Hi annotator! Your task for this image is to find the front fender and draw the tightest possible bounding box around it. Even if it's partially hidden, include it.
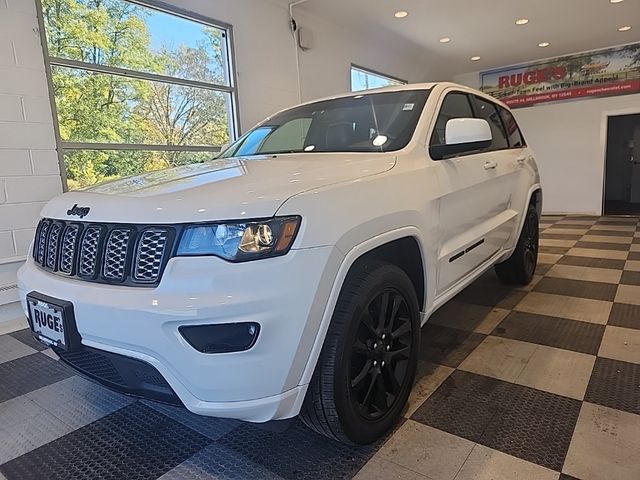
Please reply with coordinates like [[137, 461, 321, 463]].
[[295, 226, 430, 387]]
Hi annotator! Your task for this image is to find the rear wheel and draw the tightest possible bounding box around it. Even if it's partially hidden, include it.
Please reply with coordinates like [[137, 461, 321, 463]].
[[495, 204, 539, 285], [300, 260, 420, 444]]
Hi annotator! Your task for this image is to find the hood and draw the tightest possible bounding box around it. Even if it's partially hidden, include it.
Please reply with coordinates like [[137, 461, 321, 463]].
[[41, 153, 396, 223]]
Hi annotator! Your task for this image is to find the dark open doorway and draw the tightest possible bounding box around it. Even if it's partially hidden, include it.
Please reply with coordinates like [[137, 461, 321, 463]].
[[604, 113, 640, 215]]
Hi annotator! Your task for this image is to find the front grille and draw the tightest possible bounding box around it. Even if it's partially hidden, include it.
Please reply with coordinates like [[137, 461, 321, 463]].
[[33, 219, 175, 286]]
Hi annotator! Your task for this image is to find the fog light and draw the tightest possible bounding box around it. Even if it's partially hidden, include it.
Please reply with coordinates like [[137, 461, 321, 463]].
[[179, 322, 260, 354]]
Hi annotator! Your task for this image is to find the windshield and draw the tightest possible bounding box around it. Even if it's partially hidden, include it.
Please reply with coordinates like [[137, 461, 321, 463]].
[[219, 89, 430, 158]]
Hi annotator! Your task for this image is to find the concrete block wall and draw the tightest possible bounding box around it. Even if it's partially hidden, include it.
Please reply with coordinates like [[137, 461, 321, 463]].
[[0, 0, 62, 315]]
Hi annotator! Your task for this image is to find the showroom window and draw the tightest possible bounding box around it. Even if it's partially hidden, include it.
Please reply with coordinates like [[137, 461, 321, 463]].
[[39, 0, 238, 190], [350, 65, 406, 92]]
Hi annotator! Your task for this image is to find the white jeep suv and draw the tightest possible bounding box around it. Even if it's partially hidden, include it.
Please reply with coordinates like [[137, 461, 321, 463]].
[[18, 82, 541, 444]]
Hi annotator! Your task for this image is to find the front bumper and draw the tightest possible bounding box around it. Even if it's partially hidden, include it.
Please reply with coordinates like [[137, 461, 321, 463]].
[[17, 246, 339, 422]]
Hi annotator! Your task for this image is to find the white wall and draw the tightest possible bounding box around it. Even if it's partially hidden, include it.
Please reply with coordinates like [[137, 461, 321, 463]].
[[0, 0, 62, 322], [294, 9, 430, 103], [454, 71, 640, 215]]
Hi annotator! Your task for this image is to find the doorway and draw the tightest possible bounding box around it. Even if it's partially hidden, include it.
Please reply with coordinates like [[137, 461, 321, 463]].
[[604, 113, 640, 215]]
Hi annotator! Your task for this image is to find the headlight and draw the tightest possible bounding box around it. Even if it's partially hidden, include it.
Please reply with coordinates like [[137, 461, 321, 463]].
[[176, 216, 301, 262]]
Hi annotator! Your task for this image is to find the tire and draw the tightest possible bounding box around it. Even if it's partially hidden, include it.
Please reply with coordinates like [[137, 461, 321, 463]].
[[495, 204, 539, 285], [300, 260, 420, 444]]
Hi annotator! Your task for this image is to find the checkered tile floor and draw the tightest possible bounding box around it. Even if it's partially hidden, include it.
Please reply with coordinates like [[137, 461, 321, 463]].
[[1, 215, 639, 480]]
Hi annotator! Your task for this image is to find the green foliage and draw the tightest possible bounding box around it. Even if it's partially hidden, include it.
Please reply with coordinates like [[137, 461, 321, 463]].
[[43, 0, 231, 189]]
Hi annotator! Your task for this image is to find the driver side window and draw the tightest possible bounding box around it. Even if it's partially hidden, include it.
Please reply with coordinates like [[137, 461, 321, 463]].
[[430, 92, 474, 147]]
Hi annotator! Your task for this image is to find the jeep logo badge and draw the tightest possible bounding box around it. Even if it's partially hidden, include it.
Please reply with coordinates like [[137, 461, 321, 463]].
[[67, 204, 90, 218]]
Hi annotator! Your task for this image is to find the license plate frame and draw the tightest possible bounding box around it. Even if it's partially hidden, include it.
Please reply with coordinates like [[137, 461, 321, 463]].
[[26, 291, 80, 350]]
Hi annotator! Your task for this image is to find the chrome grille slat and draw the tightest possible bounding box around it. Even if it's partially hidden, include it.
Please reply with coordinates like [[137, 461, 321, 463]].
[[36, 220, 50, 265], [79, 226, 102, 277], [45, 223, 63, 270], [60, 224, 80, 274], [33, 218, 172, 286], [134, 229, 169, 283], [103, 229, 131, 280]]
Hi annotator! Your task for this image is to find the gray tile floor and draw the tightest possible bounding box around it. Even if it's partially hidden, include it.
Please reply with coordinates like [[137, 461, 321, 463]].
[[1, 215, 640, 480]]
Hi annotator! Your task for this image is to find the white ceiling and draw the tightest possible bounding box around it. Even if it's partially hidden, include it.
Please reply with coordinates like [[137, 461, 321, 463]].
[[298, 0, 640, 76]]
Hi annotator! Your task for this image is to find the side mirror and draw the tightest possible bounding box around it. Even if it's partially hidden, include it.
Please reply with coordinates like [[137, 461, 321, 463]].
[[430, 118, 492, 160]]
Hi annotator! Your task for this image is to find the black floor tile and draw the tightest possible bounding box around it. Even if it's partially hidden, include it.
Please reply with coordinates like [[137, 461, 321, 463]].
[[559, 474, 582, 480], [597, 219, 639, 225], [419, 324, 486, 367], [535, 263, 552, 275], [547, 224, 588, 230], [533, 277, 618, 301], [454, 285, 527, 310], [411, 370, 504, 442], [218, 419, 380, 480], [412, 370, 581, 471], [584, 230, 635, 237], [585, 357, 640, 416], [575, 241, 630, 251], [9, 328, 49, 352], [539, 246, 571, 255], [557, 255, 626, 270], [0, 352, 74, 403], [0, 402, 211, 480], [493, 311, 605, 355], [608, 303, 640, 330], [540, 233, 582, 240], [628, 252, 640, 261], [633, 237, 640, 244], [566, 215, 599, 220], [621, 270, 640, 286], [479, 383, 581, 471]]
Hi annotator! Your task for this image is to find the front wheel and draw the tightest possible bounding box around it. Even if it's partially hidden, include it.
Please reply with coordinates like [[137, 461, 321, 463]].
[[300, 260, 420, 444], [495, 204, 539, 285]]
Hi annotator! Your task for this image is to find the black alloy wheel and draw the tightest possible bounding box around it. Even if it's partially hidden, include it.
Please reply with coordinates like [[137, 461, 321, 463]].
[[349, 288, 413, 421], [300, 260, 420, 444]]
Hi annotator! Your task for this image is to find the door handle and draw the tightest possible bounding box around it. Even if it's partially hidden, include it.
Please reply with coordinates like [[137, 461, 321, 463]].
[[484, 161, 498, 170]]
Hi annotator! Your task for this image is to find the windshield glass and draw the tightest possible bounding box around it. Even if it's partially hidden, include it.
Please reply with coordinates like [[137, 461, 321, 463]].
[[219, 89, 430, 158]]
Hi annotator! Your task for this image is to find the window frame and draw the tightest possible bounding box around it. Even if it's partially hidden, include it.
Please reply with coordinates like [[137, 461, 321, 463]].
[[350, 64, 407, 92], [35, 0, 241, 191]]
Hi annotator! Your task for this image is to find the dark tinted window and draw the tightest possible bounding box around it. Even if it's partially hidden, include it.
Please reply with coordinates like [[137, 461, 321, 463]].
[[219, 89, 430, 157], [472, 96, 509, 150], [429, 92, 474, 147], [498, 107, 525, 147]]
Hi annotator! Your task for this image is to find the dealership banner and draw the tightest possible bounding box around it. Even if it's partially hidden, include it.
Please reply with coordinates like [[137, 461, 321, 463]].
[[480, 43, 640, 108]]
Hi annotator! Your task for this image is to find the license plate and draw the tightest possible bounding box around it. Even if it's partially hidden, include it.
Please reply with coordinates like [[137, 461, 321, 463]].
[[27, 295, 67, 349]]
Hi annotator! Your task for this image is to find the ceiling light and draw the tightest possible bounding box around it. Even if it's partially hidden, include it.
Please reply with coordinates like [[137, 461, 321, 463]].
[[618, 25, 632, 31], [471, 56, 481, 61], [515, 18, 529, 25], [394, 11, 408, 18], [439, 37, 451, 43], [538, 42, 550, 47], [610, 0, 624, 3]]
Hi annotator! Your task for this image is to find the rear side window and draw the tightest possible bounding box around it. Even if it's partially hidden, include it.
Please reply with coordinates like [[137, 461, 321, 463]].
[[472, 96, 508, 151], [498, 106, 525, 148], [430, 92, 474, 147]]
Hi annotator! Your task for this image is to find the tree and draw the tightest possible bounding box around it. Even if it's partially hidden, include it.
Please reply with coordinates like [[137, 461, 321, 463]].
[[42, 0, 231, 189]]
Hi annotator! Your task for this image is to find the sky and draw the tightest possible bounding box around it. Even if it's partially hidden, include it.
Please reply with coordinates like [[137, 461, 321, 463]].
[[144, 7, 210, 51]]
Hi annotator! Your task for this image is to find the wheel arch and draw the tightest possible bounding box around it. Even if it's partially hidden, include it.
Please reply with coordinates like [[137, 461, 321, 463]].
[[298, 227, 428, 386]]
